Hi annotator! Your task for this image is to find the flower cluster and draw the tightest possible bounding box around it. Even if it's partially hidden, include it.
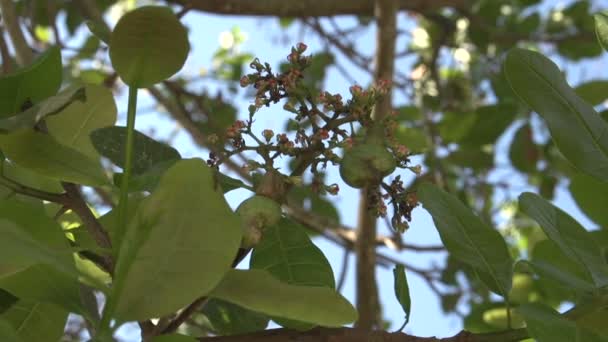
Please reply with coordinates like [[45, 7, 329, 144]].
[[213, 44, 420, 231]]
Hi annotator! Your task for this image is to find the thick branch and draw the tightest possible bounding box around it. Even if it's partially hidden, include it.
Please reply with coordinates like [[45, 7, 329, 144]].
[[164, 0, 463, 17], [354, 0, 398, 330], [197, 327, 529, 342]]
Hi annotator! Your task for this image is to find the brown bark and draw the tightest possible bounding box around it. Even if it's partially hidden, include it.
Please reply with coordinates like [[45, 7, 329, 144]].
[[197, 327, 530, 342], [354, 0, 398, 330], [164, 0, 464, 17]]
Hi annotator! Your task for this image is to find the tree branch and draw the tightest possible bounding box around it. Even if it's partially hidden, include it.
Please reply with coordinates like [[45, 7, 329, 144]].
[[0, 0, 33, 65], [197, 327, 529, 342], [354, 0, 398, 330], [164, 0, 464, 17]]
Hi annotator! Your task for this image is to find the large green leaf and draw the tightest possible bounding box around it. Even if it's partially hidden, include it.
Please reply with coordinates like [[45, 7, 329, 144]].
[[0, 220, 81, 285], [519, 192, 608, 287], [0, 86, 85, 132], [90, 126, 180, 175], [0, 265, 91, 320], [47, 84, 117, 159], [569, 173, 608, 227], [209, 269, 357, 327], [0, 129, 108, 187], [0, 47, 62, 118], [250, 219, 335, 288], [202, 299, 268, 336], [109, 6, 189, 87], [504, 48, 608, 183], [519, 260, 595, 296], [418, 183, 513, 296], [109, 159, 242, 321], [250, 218, 335, 329], [595, 12, 608, 52], [1, 301, 67, 342], [0, 199, 68, 278], [0, 319, 21, 342]]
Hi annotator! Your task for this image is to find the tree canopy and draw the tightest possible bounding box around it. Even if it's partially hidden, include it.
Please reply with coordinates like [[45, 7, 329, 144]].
[[0, 0, 607, 341]]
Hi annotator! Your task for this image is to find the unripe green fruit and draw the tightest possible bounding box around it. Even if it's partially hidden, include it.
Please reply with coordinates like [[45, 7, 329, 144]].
[[339, 144, 396, 188], [236, 195, 282, 248]]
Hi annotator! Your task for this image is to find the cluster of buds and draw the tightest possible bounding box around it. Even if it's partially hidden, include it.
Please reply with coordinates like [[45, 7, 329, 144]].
[[216, 45, 422, 232]]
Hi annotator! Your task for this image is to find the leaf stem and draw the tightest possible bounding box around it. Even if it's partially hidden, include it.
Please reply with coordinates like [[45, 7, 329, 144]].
[[99, 86, 138, 334], [117, 86, 138, 248]]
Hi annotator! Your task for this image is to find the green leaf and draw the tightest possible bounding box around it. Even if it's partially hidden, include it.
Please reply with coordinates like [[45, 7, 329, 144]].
[[209, 269, 357, 327], [0, 220, 82, 285], [575, 80, 608, 106], [0, 319, 22, 342], [0, 265, 92, 320], [0, 290, 17, 315], [250, 218, 335, 329], [394, 126, 429, 153], [1, 301, 67, 342], [504, 48, 608, 183], [202, 299, 268, 336], [250, 219, 335, 288], [91, 126, 181, 175], [112, 159, 179, 193], [218, 174, 248, 193], [461, 104, 517, 146], [518, 303, 607, 342], [509, 124, 539, 173], [519, 260, 595, 295], [418, 183, 513, 296], [0, 86, 86, 132], [110, 159, 242, 321], [519, 192, 608, 287], [0, 47, 62, 118], [0, 129, 108, 186], [0, 199, 69, 278], [569, 173, 608, 227], [393, 265, 411, 327], [109, 6, 189, 87], [85, 20, 111, 45], [595, 12, 608, 52], [47, 84, 117, 159], [151, 334, 198, 342]]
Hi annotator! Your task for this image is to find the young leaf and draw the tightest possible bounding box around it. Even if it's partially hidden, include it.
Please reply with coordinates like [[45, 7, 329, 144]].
[[109, 6, 189, 87], [418, 183, 513, 296], [202, 299, 269, 336], [0, 47, 62, 118], [504, 48, 608, 183], [1, 301, 67, 342], [209, 269, 358, 327], [393, 265, 411, 328], [46, 84, 117, 159], [595, 12, 608, 52], [250, 218, 335, 329], [109, 159, 242, 321], [519, 192, 608, 287], [0, 129, 108, 186], [91, 126, 181, 175], [0, 86, 86, 132]]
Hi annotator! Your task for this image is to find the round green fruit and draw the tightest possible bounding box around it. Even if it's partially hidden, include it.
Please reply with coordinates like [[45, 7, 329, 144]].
[[339, 144, 396, 188], [236, 195, 282, 248]]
